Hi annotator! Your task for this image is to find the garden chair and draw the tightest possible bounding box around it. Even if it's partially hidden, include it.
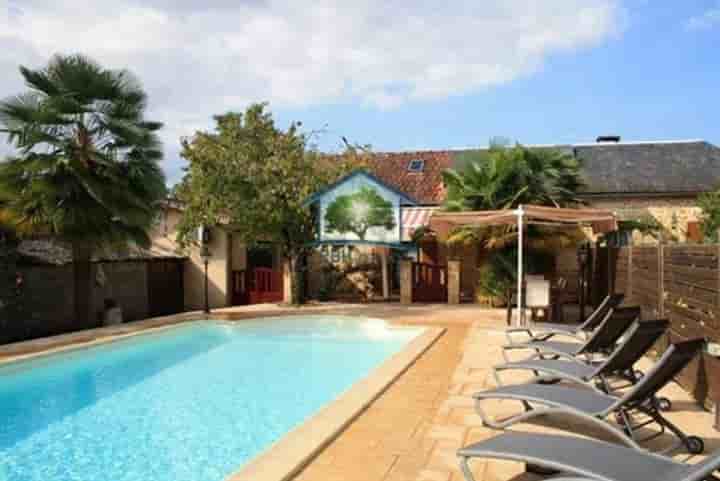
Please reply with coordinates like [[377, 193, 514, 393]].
[[494, 319, 672, 410], [475, 338, 706, 454], [501, 306, 640, 363], [458, 432, 719, 481], [506, 293, 624, 345]]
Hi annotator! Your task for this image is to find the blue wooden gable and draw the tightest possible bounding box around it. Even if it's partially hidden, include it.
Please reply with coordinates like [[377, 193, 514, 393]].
[[304, 170, 417, 245]]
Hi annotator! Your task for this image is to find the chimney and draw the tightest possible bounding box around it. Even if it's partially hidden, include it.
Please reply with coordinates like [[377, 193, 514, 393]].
[[596, 135, 621, 143]]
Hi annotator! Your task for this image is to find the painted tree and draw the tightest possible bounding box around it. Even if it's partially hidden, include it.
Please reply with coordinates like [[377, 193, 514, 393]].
[[175, 103, 365, 304], [0, 54, 166, 327], [324, 186, 395, 240]]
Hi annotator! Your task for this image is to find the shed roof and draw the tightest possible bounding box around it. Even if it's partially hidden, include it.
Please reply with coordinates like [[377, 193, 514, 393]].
[[18, 240, 186, 266]]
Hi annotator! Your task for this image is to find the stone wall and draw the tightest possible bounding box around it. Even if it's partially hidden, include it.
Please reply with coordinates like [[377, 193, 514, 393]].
[[306, 245, 384, 301], [588, 195, 701, 243]]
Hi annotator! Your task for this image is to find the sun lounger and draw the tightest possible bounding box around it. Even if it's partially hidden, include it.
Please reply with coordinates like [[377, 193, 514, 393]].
[[494, 319, 670, 407], [475, 338, 706, 454], [506, 293, 624, 344], [501, 306, 640, 363], [458, 432, 720, 481]]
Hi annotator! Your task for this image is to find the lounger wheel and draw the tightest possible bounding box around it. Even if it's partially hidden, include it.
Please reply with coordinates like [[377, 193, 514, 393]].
[[686, 436, 704, 454], [654, 397, 672, 411]]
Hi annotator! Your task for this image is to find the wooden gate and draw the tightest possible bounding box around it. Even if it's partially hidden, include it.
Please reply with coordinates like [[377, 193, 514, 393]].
[[147, 259, 184, 317], [411, 262, 448, 303], [232, 267, 284, 305]]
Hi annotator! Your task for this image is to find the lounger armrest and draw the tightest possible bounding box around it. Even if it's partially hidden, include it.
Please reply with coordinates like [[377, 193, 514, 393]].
[[505, 328, 533, 344], [529, 329, 584, 341]]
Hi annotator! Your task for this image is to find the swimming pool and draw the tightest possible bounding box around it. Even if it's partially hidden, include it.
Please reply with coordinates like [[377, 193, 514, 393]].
[[0, 316, 423, 481]]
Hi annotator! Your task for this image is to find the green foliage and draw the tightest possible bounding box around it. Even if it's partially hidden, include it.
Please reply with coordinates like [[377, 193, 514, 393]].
[[443, 144, 584, 212], [476, 255, 514, 302], [324, 186, 395, 240], [0, 54, 166, 248], [440, 144, 585, 249], [476, 247, 553, 305], [0, 53, 166, 325], [604, 215, 665, 245], [698, 189, 720, 242], [175, 103, 363, 303]]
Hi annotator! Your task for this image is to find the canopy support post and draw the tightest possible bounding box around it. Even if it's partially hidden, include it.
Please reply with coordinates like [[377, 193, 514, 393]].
[[515, 205, 524, 326]]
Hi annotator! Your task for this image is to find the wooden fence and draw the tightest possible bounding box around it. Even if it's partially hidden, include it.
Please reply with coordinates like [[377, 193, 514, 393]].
[[612, 245, 720, 408], [2, 258, 185, 345]]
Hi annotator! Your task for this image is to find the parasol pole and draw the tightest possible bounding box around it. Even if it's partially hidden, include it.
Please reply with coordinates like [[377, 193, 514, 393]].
[[515, 205, 524, 326]]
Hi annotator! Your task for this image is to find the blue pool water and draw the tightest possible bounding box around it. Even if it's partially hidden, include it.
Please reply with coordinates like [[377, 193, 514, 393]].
[[0, 316, 421, 481]]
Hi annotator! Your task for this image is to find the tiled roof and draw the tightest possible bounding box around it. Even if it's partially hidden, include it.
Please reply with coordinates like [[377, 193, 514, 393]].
[[365, 151, 453, 205], [364, 140, 720, 203], [573, 141, 720, 195], [18, 240, 186, 266]]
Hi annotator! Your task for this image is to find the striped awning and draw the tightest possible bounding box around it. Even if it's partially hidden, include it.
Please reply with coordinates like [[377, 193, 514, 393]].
[[401, 207, 437, 241]]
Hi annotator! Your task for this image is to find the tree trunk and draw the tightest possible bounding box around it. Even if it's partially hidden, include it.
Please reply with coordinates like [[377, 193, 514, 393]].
[[505, 286, 513, 326], [72, 243, 94, 328], [288, 254, 306, 306]]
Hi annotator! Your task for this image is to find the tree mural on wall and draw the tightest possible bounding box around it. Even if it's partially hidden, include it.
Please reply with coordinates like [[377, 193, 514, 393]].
[[324, 186, 395, 240]]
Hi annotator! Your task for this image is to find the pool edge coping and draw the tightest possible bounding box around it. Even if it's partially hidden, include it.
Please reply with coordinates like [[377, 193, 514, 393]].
[[0, 312, 203, 366], [226, 325, 446, 481]]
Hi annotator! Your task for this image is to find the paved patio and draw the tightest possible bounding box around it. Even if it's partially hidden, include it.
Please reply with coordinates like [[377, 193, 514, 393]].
[[284, 306, 719, 481]]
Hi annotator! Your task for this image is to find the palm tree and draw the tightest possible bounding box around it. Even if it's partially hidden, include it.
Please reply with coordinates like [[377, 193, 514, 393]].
[[443, 144, 584, 212], [441, 143, 585, 248], [0, 54, 166, 327], [440, 144, 586, 319]]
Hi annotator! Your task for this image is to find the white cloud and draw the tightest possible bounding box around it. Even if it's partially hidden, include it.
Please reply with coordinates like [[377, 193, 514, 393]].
[[686, 5, 720, 31], [0, 0, 625, 182]]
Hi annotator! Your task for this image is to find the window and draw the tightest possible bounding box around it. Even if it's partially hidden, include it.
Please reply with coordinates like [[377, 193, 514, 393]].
[[407, 159, 425, 172]]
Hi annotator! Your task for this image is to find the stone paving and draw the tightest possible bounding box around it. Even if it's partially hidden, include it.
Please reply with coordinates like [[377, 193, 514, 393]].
[[292, 312, 719, 481]]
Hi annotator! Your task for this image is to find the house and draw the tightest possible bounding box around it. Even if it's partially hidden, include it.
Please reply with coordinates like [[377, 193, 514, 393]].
[[152, 137, 720, 306]]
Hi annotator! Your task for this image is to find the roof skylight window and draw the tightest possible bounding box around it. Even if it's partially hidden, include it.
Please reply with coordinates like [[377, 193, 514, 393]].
[[408, 159, 425, 172]]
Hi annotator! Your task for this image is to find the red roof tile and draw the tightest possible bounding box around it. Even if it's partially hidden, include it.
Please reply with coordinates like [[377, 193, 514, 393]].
[[365, 151, 452, 205]]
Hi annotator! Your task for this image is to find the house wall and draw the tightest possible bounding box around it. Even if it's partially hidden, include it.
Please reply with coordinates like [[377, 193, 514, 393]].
[[150, 207, 237, 310], [586, 195, 702, 243]]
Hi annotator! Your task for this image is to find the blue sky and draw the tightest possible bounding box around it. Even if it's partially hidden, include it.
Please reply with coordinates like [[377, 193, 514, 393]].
[[1, 1, 719, 184], [291, 1, 720, 152]]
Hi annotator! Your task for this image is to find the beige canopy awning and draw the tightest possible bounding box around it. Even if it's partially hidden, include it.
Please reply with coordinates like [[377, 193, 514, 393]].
[[429, 205, 618, 238], [428, 204, 617, 326]]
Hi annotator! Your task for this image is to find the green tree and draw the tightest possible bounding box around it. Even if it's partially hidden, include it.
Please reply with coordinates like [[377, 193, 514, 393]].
[[0, 54, 166, 327], [698, 189, 720, 242], [443, 143, 584, 212], [441, 143, 585, 316], [324, 186, 395, 240], [441, 143, 585, 248], [175, 103, 363, 304]]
